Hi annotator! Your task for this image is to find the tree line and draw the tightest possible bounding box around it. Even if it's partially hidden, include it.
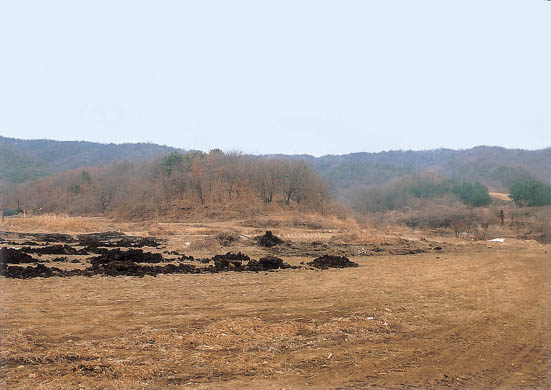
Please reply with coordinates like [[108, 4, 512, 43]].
[[350, 175, 492, 213], [1, 150, 333, 218]]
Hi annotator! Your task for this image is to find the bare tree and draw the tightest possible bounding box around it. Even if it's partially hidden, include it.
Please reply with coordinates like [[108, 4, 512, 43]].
[[281, 162, 309, 205], [96, 176, 120, 213], [218, 152, 243, 200]]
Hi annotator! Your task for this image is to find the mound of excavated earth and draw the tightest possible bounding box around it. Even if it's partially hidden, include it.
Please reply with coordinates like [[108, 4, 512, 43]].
[[2, 264, 64, 279], [211, 252, 250, 269], [89, 248, 165, 265], [89, 261, 198, 277], [78, 232, 163, 249], [20, 244, 88, 255], [247, 256, 291, 270], [307, 255, 359, 269], [255, 231, 284, 247], [0, 247, 40, 265]]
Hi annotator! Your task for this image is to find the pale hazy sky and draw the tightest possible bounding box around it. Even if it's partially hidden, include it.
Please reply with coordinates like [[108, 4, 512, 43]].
[[1, 1, 550, 156]]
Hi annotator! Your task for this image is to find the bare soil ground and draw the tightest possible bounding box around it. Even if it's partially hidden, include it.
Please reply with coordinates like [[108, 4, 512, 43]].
[[1, 216, 550, 389], [489, 192, 512, 202]]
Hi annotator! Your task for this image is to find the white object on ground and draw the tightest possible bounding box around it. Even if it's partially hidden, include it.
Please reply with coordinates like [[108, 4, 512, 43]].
[[488, 238, 505, 243]]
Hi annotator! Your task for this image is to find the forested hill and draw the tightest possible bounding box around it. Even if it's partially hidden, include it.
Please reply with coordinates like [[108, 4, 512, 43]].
[[300, 146, 551, 194], [1, 136, 550, 194], [0, 136, 182, 182]]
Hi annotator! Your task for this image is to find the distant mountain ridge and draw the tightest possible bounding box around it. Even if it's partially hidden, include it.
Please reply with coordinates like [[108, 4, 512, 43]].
[[303, 146, 551, 194], [0, 136, 183, 182], [1, 136, 549, 195], [267, 146, 551, 194]]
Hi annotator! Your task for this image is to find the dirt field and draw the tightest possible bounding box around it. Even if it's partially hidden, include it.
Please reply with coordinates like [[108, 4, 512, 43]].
[[1, 216, 550, 389]]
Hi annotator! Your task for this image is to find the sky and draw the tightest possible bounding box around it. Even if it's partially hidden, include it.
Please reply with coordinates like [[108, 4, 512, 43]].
[[1, 1, 550, 156]]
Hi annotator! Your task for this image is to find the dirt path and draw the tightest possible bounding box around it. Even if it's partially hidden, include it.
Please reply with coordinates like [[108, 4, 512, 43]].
[[1, 244, 550, 389]]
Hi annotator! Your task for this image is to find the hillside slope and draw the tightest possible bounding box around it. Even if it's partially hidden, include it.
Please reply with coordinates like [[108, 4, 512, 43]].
[[0, 136, 182, 182], [2, 137, 549, 195], [304, 146, 551, 195]]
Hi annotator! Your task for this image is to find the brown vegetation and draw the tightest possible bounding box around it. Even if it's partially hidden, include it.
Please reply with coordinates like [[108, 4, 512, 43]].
[[1, 151, 333, 220]]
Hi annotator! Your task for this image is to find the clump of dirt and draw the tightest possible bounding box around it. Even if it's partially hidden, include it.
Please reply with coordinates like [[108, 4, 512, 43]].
[[35, 233, 76, 243], [247, 256, 291, 271], [212, 252, 250, 261], [78, 232, 163, 249], [211, 252, 250, 269], [2, 261, 199, 278], [110, 237, 161, 248], [0, 247, 39, 265], [307, 255, 359, 269], [89, 249, 165, 265], [255, 231, 284, 247], [0, 247, 39, 277], [89, 261, 198, 277], [0, 232, 76, 243], [20, 244, 88, 256], [2, 264, 61, 278]]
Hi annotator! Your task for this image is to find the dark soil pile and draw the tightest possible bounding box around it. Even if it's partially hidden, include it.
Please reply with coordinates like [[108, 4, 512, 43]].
[[89, 249, 165, 265], [1, 247, 40, 265], [2, 262, 199, 278], [78, 232, 163, 249], [2, 249, 297, 278], [34, 233, 76, 243], [27, 233, 76, 243], [307, 255, 359, 269], [247, 256, 291, 271], [255, 231, 284, 247], [212, 252, 250, 261], [20, 244, 87, 255], [0, 232, 77, 243], [111, 237, 161, 248], [89, 261, 198, 277], [212, 252, 250, 269], [1, 264, 63, 278]]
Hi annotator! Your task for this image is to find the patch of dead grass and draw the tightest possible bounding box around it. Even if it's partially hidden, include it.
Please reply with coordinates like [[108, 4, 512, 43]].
[[1, 214, 97, 233]]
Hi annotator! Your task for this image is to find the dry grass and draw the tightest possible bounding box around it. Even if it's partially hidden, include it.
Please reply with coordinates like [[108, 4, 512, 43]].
[[1, 211, 551, 389], [1, 241, 550, 389], [242, 213, 356, 232], [1, 214, 98, 233]]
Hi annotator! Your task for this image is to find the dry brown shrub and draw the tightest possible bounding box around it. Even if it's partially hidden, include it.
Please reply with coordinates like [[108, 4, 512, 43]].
[[361, 197, 497, 239], [215, 231, 240, 246], [530, 206, 551, 243]]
